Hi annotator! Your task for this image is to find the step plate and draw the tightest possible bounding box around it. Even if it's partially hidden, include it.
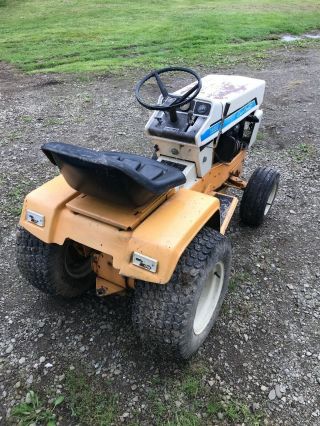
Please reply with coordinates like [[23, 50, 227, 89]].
[[213, 192, 238, 234]]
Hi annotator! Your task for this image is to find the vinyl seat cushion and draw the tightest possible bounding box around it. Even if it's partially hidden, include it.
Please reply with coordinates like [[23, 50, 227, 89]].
[[42, 142, 186, 206]]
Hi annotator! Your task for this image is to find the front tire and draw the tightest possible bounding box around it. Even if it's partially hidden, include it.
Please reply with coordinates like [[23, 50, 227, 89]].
[[240, 167, 280, 226], [132, 227, 231, 360], [16, 228, 95, 298]]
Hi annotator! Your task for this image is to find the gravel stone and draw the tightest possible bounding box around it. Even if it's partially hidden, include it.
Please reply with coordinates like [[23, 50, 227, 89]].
[[5, 345, 13, 354], [275, 384, 282, 398], [269, 389, 276, 401]]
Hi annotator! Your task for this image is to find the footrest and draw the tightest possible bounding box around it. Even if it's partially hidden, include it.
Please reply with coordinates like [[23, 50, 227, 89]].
[[213, 192, 238, 234]]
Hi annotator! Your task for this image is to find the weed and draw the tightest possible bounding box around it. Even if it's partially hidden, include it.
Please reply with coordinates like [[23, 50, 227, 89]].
[[288, 143, 315, 162], [7, 205, 22, 217], [229, 278, 237, 292], [229, 271, 252, 291], [5, 182, 31, 216], [144, 366, 266, 426], [207, 400, 222, 415], [83, 94, 93, 103], [188, 360, 209, 377], [153, 400, 167, 418], [167, 409, 200, 426], [21, 115, 32, 123], [7, 131, 22, 141], [207, 398, 263, 425], [181, 376, 202, 398], [256, 132, 264, 141], [44, 118, 65, 126], [150, 375, 162, 386], [73, 116, 86, 124], [6, 187, 24, 216], [146, 387, 158, 402], [65, 370, 118, 426], [11, 390, 64, 426]]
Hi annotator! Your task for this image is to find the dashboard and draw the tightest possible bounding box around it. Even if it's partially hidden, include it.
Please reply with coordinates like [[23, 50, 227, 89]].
[[147, 100, 211, 144]]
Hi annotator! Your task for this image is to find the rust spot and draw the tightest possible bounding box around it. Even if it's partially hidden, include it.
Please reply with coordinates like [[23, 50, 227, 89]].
[[205, 83, 248, 99]]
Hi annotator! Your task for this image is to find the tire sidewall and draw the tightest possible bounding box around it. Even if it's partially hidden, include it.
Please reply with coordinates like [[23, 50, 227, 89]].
[[254, 174, 279, 222], [179, 238, 231, 359], [240, 167, 280, 226], [16, 228, 95, 298]]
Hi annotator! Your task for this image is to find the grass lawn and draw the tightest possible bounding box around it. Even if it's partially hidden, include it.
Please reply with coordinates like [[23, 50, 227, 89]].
[[0, 0, 319, 73]]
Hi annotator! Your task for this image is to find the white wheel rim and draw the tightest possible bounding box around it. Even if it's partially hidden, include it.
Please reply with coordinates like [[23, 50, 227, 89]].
[[193, 261, 224, 335], [264, 181, 278, 216]]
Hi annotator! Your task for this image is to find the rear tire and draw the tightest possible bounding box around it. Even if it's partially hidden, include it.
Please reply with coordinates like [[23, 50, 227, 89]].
[[132, 227, 231, 360], [240, 167, 280, 226], [16, 228, 95, 298]]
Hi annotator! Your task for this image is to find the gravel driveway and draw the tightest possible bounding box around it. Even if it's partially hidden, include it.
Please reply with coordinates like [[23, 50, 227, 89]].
[[0, 47, 319, 425]]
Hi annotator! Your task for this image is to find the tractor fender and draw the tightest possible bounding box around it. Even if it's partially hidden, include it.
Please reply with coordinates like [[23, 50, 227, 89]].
[[19, 176, 220, 285], [120, 188, 220, 284]]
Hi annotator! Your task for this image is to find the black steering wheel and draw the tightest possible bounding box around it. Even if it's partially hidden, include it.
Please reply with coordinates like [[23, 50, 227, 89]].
[[135, 66, 202, 112]]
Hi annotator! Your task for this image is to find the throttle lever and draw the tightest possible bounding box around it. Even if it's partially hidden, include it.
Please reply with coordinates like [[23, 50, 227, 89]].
[[187, 111, 196, 126]]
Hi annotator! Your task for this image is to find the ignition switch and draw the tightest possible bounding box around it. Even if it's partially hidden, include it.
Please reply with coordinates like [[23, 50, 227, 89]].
[[171, 148, 179, 155]]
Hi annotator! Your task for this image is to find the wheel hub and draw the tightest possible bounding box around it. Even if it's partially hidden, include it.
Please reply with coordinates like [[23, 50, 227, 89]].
[[64, 241, 92, 279], [264, 180, 278, 215]]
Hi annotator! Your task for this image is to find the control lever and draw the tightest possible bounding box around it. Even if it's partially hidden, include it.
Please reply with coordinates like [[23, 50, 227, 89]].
[[187, 111, 196, 126], [214, 102, 230, 148]]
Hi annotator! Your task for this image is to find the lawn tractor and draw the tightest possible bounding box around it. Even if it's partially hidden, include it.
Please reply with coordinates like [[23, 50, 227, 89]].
[[16, 67, 280, 360]]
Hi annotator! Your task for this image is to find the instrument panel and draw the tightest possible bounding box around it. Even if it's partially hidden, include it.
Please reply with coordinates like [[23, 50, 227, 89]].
[[178, 101, 211, 117], [146, 99, 212, 144]]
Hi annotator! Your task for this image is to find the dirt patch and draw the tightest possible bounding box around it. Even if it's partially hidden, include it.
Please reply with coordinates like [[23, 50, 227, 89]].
[[0, 47, 319, 425]]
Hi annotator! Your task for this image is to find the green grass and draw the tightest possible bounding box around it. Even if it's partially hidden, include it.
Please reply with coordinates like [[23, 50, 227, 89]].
[[229, 271, 252, 291], [207, 398, 263, 425], [10, 372, 117, 426], [288, 142, 316, 162], [65, 371, 118, 425], [167, 410, 201, 426], [21, 115, 33, 123], [180, 376, 203, 398], [11, 390, 64, 426], [5, 183, 31, 217], [9, 367, 265, 425], [0, 0, 319, 73], [143, 364, 265, 425]]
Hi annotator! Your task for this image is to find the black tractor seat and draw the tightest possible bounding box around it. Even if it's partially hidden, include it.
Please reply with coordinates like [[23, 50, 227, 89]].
[[42, 142, 186, 206]]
